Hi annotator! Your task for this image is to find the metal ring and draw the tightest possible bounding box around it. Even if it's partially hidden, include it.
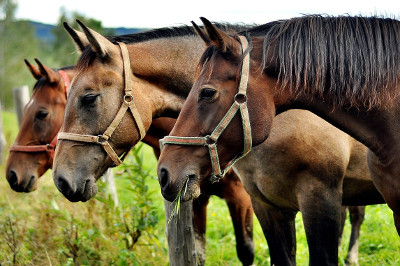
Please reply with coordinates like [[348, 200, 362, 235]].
[[205, 135, 216, 145], [234, 93, 247, 104], [124, 94, 134, 103], [97, 135, 107, 144]]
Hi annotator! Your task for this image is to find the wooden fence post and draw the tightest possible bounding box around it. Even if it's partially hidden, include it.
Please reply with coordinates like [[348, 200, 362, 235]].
[[0, 102, 6, 164], [12, 85, 29, 125], [164, 199, 197, 266], [101, 169, 119, 207]]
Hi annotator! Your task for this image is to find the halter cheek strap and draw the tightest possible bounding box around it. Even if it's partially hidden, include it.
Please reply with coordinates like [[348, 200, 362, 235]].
[[159, 36, 252, 183], [57, 42, 146, 167], [9, 70, 70, 165]]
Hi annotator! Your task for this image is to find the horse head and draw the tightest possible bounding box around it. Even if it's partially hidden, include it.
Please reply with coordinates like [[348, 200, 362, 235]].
[[53, 21, 152, 202], [6, 59, 69, 192], [157, 18, 274, 202]]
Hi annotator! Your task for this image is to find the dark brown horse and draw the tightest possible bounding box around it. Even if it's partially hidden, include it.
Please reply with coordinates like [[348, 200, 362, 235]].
[[142, 117, 254, 265], [157, 16, 400, 264], [5, 60, 254, 265], [53, 21, 382, 265]]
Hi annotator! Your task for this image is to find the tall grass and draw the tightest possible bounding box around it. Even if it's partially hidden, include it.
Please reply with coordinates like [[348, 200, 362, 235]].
[[1, 111, 399, 265]]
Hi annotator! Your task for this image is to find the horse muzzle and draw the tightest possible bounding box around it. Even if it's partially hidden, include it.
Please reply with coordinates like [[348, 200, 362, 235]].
[[6, 168, 38, 192], [53, 172, 97, 202], [158, 166, 201, 202]]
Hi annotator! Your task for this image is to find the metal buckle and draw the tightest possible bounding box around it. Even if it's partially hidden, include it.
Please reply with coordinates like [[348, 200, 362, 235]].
[[205, 135, 216, 145], [97, 135, 107, 144], [210, 173, 224, 183]]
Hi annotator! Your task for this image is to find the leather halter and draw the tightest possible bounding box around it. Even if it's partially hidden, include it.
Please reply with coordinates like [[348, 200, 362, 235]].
[[159, 36, 252, 183], [57, 42, 146, 167], [9, 69, 70, 165]]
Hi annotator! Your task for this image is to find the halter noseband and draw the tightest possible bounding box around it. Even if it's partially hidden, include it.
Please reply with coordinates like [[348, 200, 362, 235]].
[[159, 36, 252, 183], [57, 42, 146, 167], [9, 69, 70, 164]]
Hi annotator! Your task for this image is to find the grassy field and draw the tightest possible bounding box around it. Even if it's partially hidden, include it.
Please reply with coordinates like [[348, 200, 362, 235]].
[[0, 111, 399, 265]]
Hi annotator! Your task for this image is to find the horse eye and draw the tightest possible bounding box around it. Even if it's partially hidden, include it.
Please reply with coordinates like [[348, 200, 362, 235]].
[[81, 94, 99, 107], [35, 110, 48, 120], [199, 88, 217, 101]]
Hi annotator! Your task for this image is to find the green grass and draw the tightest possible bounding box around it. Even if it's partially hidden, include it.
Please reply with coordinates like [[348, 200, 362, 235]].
[[1, 111, 399, 265]]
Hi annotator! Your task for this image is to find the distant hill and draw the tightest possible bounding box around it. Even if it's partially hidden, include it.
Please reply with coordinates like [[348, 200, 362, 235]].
[[29, 21, 145, 44]]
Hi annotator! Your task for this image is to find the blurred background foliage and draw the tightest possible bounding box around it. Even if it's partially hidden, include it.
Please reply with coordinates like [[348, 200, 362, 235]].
[[0, 0, 138, 110]]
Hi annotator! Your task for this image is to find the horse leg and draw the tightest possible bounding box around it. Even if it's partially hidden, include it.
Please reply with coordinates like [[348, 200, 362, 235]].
[[251, 198, 297, 266], [192, 194, 210, 266], [367, 150, 400, 235], [300, 191, 341, 266], [224, 188, 254, 265], [338, 206, 347, 246], [344, 206, 365, 266]]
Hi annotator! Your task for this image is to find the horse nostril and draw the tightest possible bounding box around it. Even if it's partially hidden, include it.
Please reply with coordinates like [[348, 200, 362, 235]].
[[7, 170, 18, 187], [159, 167, 170, 190], [188, 174, 197, 180], [56, 175, 74, 196], [26, 175, 36, 191]]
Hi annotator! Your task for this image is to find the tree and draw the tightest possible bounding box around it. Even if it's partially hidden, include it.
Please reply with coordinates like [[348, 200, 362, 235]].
[[51, 8, 115, 66], [0, 0, 40, 109]]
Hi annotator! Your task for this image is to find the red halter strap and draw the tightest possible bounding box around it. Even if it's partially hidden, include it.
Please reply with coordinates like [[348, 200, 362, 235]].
[[159, 36, 252, 183], [9, 70, 70, 164]]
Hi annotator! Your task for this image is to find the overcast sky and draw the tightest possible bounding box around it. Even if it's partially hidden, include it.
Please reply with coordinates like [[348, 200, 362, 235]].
[[14, 0, 400, 29]]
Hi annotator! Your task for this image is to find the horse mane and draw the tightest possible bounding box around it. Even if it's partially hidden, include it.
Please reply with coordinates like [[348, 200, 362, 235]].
[[76, 23, 253, 73], [107, 23, 252, 44], [58, 65, 75, 71], [260, 14, 400, 109]]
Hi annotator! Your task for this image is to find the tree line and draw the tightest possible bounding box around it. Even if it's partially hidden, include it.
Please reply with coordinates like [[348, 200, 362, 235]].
[[0, 0, 114, 110]]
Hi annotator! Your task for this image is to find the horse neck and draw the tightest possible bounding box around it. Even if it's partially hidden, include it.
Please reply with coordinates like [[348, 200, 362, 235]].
[[277, 93, 396, 163], [127, 35, 206, 118]]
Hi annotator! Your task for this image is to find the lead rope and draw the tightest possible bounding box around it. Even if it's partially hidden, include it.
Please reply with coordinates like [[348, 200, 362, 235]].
[[57, 42, 146, 167], [159, 36, 252, 183]]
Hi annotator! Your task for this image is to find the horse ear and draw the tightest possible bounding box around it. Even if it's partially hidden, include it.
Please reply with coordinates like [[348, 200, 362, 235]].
[[191, 21, 211, 45], [63, 22, 89, 52], [24, 59, 42, 80], [200, 17, 237, 54], [76, 19, 117, 58], [34, 58, 59, 83]]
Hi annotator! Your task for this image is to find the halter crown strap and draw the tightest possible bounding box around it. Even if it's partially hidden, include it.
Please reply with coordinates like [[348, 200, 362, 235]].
[[9, 70, 71, 164], [58, 70, 71, 96], [160, 35, 252, 183], [57, 42, 146, 167]]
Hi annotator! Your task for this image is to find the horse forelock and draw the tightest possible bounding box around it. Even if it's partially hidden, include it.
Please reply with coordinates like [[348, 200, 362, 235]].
[[195, 34, 252, 87], [196, 45, 216, 80], [32, 78, 47, 92], [260, 14, 400, 109], [75, 47, 98, 74]]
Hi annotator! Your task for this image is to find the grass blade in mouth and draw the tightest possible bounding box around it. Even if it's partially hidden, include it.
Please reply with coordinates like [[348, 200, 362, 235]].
[[167, 176, 189, 224]]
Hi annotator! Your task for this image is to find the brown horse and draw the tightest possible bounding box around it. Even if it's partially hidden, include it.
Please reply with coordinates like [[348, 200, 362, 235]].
[[53, 21, 382, 265], [157, 16, 400, 264], [5, 60, 254, 265], [5, 59, 72, 192]]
